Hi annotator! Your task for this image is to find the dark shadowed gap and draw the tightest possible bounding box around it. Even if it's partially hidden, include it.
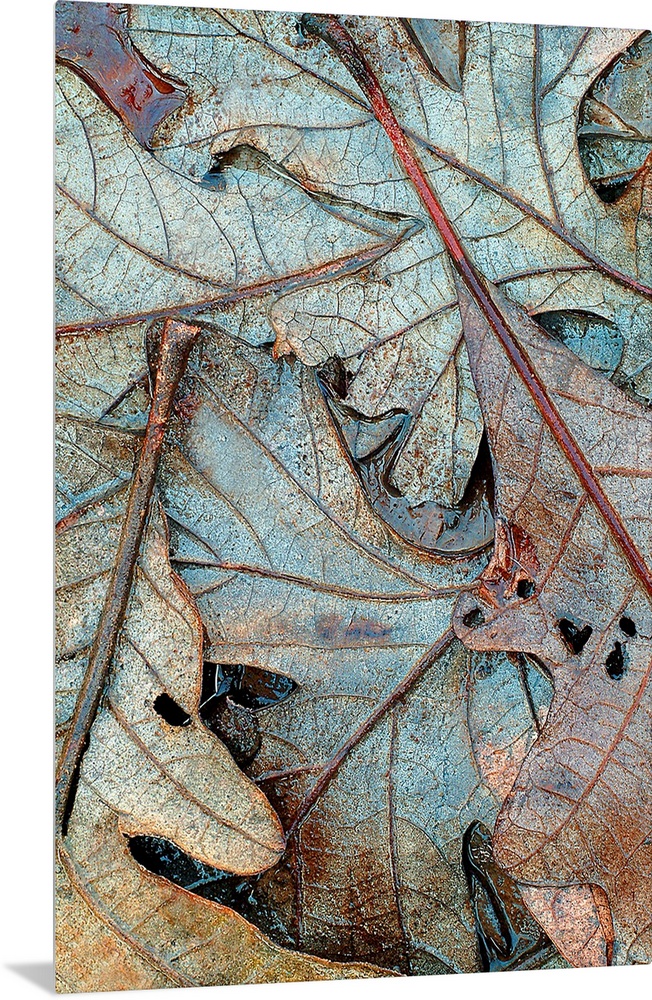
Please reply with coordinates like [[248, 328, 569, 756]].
[[619, 616, 637, 636], [605, 641, 627, 680], [317, 358, 495, 557], [462, 821, 557, 972], [127, 835, 297, 948], [200, 662, 298, 765], [578, 32, 652, 204]]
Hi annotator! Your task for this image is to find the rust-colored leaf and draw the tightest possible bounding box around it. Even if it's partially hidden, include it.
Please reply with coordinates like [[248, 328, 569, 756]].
[[452, 276, 652, 964], [56, 1, 186, 147]]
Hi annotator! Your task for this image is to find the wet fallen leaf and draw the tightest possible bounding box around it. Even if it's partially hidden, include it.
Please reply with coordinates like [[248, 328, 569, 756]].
[[131, 8, 650, 507], [579, 32, 652, 202], [56, 1, 187, 148], [54, 4, 652, 988], [56, 492, 285, 871], [55, 323, 378, 988], [466, 650, 613, 968], [149, 326, 566, 974], [452, 277, 652, 964], [55, 62, 415, 339], [291, 14, 650, 968]]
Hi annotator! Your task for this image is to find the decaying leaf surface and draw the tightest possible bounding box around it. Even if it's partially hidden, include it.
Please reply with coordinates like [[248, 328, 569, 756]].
[[56, 493, 285, 871], [579, 32, 652, 201], [56, 805, 380, 994], [127, 7, 651, 509], [55, 3, 652, 989], [56, 322, 381, 987], [452, 277, 652, 964], [151, 327, 568, 973], [465, 649, 613, 968], [55, 1, 187, 148], [55, 61, 416, 336]]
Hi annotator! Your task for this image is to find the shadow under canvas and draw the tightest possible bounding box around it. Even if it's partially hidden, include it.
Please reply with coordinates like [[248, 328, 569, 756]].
[[6, 963, 55, 994]]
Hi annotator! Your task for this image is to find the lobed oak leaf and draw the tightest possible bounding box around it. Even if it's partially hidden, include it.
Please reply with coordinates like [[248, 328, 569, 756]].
[[55, 62, 416, 338], [151, 325, 567, 974], [133, 9, 651, 506], [452, 275, 652, 964]]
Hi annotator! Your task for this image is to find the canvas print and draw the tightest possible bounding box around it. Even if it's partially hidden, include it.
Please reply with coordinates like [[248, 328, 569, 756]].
[[55, 1, 652, 991]]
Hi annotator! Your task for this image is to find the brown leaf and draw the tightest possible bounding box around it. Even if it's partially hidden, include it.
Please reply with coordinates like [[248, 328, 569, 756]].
[[452, 276, 652, 964], [56, 480, 378, 990], [154, 327, 565, 974], [519, 884, 614, 968], [467, 653, 612, 968], [56, 492, 285, 872], [55, 1, 186, 147], [292, 16, 650, 964], [54, 5, 652, 985], [56, 793, 380, 993]]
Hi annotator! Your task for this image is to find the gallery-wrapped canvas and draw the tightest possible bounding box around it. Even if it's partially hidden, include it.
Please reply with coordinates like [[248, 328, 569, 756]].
[[55, 2, 652, 992]]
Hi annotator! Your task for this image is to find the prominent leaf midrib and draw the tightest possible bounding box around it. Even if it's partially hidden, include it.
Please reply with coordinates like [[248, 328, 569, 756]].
[[179, 556, 444, 602], [56, 226, 412, 335], [108, 701, 282, 856], [169, 514, 456, 601], [287, 627, 456, 833], [212, 15, 652, 299], [311, 16, 652, 598]]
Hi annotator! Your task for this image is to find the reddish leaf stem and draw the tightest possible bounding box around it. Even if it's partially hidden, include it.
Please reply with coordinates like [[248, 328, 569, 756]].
[[55, 319, 201, 834], [303, 14, 652, 598], [287, 626, 456, 835]]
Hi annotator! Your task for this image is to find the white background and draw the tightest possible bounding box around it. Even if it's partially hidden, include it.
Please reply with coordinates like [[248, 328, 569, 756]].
[[1, 0, 649, 998]]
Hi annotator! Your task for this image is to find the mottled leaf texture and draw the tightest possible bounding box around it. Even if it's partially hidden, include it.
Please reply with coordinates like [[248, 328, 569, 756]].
[[55, 2, 652, 990], [55, 339, 379, 987], [153, 327, 566, 974], [453, 278, 652, 965]]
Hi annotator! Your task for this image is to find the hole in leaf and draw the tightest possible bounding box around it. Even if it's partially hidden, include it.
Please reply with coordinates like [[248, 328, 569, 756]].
[[557, 618, 593, 654], [463, 607, 485, 628], [516, 579, 535, 599], [153, 693, 191, 727], [619, 616, 637, 637], [605, 641, 626, 680]]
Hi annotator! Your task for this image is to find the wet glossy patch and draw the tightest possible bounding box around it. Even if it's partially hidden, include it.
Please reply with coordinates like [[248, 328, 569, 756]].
[[317, 361, 494, 558], [462, 821, 556, 972]]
